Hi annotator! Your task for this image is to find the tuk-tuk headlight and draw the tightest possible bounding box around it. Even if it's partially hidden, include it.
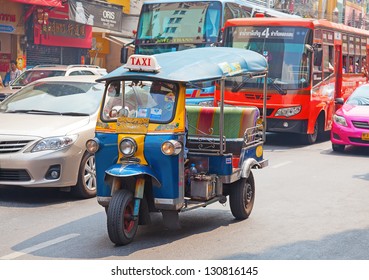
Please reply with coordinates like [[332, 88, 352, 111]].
[[119, 138, 137, 157], [161, 140, 182, 156], [86, 139, 100, 154]]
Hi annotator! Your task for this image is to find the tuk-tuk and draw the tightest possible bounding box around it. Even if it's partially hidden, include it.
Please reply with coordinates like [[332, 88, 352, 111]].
[[86, 47, 268, 245]]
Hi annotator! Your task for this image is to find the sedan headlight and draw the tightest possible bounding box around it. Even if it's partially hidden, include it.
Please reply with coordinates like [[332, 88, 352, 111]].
[[31, 135, 78, 152], [161, 140, 182, 155], [119, 138, 137, 157], [275, 106, 301, 117], [333, 114, 348, 127]]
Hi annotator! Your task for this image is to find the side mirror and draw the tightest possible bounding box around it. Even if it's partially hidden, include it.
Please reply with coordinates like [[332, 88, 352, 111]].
[[120, 47, 128, 64], [305, 44, 313, 53], [335, 98, 344, 105]]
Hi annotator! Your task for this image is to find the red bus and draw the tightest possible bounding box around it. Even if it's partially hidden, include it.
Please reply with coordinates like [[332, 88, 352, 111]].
[[219, 18, 369, 144]]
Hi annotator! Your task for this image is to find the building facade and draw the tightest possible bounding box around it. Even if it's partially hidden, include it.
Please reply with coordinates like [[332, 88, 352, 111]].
[[0, 0, 143, 78]]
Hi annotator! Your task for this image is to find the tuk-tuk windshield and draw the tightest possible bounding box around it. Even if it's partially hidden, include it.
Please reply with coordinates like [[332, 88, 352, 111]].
[[102, 80, 178, 123]]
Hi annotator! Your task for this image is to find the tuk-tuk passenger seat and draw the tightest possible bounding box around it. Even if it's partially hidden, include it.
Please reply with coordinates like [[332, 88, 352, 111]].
[[186, 106, 260, 157]]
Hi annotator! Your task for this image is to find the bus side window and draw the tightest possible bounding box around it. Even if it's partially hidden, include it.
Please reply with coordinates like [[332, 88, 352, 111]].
[[314, 48, 322, 71], [343, 56, 347, 73]]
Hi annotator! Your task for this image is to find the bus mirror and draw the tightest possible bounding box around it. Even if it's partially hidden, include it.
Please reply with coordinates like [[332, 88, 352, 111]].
[[120, 47, 128, 64], [335, 98, 344, 105], [314, 49, 322, 66], [305, 44, 313, 52]]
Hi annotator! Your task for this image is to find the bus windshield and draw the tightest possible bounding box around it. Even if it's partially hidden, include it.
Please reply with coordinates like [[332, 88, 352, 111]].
[[136, 1, 222, 54], [224, 26, 313, 90]]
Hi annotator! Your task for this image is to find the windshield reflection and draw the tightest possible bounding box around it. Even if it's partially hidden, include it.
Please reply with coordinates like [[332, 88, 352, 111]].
[[102, 80, 178, 123]]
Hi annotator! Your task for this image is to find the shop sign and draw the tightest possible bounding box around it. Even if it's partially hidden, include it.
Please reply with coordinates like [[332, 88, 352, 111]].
[[69, 0, 123, 32], [34, 18, 92, 48], [0, 53, 11, 72], [0, 14, 16, 22], [40, 18, 87, 38], [0, 0, 24, 34], [0, 24, 15, 33]]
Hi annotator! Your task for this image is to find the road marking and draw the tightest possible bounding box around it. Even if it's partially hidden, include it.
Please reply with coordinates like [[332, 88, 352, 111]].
[[0, 233, 80, 260], [272, 161, 292, 168]]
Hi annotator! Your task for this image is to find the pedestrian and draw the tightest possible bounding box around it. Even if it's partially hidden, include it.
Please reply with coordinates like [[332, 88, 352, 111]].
[[5, 60, 22, 86], [361, 57, 368, 79]]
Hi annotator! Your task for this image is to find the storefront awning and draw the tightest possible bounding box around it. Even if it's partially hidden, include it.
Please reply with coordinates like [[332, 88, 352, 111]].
[[93, 27, 134, 47], [10, 0, 64, 7], [106, 35, 134, 46]]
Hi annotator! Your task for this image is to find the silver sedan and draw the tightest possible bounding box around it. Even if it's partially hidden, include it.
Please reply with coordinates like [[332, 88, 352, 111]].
[[0, 75, 105, 198]]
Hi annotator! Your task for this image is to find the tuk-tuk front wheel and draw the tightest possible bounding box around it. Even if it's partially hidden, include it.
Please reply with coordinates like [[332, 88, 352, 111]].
[[107, 189, 138, 245], [230, 172, 255, 220]]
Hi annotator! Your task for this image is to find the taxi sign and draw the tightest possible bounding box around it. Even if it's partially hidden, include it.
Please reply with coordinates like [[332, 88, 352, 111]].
[[124, 55, 161, 73]]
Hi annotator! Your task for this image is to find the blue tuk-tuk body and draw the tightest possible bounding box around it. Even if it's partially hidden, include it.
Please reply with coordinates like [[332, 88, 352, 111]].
[[88, 47, 268, 245]]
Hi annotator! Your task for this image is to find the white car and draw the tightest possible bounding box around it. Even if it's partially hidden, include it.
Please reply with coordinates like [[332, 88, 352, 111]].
[[0, 75, 105, 198], [0, 64, 107, 102]]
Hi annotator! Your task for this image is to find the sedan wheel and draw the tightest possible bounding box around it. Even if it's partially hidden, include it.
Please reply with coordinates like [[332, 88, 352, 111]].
[[72, 152, 97, 199]]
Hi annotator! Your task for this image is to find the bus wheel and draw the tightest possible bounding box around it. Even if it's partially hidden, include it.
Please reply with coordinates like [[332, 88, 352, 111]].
[[107, 189, 138, 245], [332, 143, 345, 152], [230, 172, 255, 220], [301, 120, 319, 145]]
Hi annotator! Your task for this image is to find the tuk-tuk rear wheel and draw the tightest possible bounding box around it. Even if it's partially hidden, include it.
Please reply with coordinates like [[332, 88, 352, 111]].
[[107, 189, 138, 245], [229, 172, 255, 220]]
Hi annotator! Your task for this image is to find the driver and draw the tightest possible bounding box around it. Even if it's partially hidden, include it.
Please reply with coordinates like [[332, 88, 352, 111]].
[[103, 81, 121, 118]]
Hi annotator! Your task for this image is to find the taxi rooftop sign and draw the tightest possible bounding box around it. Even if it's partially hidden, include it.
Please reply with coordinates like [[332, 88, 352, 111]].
[[124, 55, 161, 73]]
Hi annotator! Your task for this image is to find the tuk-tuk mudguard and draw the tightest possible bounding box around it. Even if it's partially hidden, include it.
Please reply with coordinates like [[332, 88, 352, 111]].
[[105, 163, 161, 187], [240, 158, 260, 178], [239, 144, 266, 178]]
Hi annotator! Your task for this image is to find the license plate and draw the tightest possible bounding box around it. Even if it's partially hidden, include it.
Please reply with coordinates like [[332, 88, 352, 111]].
[[361, 133, 369, 141]]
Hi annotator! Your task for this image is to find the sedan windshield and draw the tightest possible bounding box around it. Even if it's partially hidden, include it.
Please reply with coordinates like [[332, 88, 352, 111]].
[[11, 70, 66, 86], [0, 81, 105, 115], [346, 86, 369, 105]]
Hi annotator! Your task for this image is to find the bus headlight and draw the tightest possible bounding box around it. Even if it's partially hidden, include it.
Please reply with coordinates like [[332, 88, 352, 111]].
[[161, 140, 182, 156], [275, 106, 301, 117], [119, 138, 137, 157], [86, 138, 100, 154], [333, 114, 348, 127]]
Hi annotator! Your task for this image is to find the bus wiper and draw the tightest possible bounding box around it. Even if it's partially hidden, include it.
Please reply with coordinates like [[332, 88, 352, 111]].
[[268, 78, 287, 95], [231, 77, 252, 92], [6, 109, 62, 115]]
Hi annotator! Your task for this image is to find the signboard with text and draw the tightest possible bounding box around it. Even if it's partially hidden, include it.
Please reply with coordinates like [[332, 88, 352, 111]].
[[69, 0, 123, 32], [34, 19, 92, 48]]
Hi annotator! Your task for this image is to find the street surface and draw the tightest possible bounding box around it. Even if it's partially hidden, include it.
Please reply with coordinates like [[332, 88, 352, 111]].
[[1, 133, 369, 260]]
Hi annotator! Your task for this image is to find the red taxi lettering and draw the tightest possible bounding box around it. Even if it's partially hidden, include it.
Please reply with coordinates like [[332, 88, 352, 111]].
[[130, 57, 151, 67]]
